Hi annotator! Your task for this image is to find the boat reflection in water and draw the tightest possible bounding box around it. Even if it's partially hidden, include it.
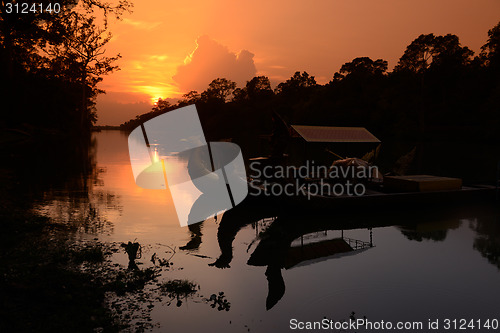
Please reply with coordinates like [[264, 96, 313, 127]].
[[196, 189, 499, 311], [201, 195, 377, 310]]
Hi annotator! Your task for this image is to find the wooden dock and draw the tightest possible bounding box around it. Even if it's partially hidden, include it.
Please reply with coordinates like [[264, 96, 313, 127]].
[[384, 175, 462, 192]]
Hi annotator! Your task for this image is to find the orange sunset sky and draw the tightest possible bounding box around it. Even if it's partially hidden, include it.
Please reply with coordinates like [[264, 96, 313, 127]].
[[95, 0, 500, 125]]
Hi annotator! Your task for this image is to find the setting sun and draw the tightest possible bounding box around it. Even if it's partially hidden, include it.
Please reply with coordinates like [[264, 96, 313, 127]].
[[134, 85, 181, 104]]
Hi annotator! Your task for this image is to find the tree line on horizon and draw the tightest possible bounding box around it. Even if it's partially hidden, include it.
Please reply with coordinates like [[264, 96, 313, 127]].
[[2, 4, 498, 148], [122, 21, 500, 150]]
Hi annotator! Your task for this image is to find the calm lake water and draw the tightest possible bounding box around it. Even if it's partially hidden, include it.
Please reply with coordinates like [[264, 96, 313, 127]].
[[36, 130, 500, 332]]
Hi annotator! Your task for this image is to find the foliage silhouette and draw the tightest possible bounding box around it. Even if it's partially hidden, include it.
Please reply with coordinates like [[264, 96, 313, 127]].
[[120, 21, 500, 182], [0, 0, 132, 140]]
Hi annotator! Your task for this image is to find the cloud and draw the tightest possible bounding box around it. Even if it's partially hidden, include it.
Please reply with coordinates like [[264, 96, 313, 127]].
[[149, 55, 169, 61], [267, 65, 287, 69], [173, 35, 257, 92], [105, 54, 181, 103], [122, 18, 161, 30]]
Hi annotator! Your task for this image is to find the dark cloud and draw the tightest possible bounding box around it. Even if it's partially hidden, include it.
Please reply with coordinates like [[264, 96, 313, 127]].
[[173, 35, 257, 92]]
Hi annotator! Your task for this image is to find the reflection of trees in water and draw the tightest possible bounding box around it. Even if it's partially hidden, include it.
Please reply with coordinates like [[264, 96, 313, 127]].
[[469, 217, 500, 269], [0, 134, 127, 331], [159, 279, 231, 311], [101, 244, 231, 330], [210, 196, 500, 310], [400, 229, 448, 242], [159, 279, 199, 307], [34, 136, 122, 234], [38, 185, 119, 234], [398, 218, 460, 242], [179, 221, 204, 251], [210, 196, 379, 310]]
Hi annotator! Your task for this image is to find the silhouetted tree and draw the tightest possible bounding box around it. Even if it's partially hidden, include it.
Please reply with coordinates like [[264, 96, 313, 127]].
[[395, 34, 473, 73], [246, 75, 273, 100], [152, 98, 172, 113], [0, 0, 131, 135], [333, 57, 388, 81], [177, 90, 201, 106], [274, 71, 316, 95], [231, 76, 273, 103], [470, 217, 500, 270], [231, 87, 247, 103], [201, 78, 237, 103], [480, 22, 500, 68], [393, 33, 473, 141], [50, 14, 121, 128]]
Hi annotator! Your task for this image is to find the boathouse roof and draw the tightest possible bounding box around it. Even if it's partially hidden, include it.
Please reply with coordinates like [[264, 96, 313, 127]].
[[291, 125, 380, 143]]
